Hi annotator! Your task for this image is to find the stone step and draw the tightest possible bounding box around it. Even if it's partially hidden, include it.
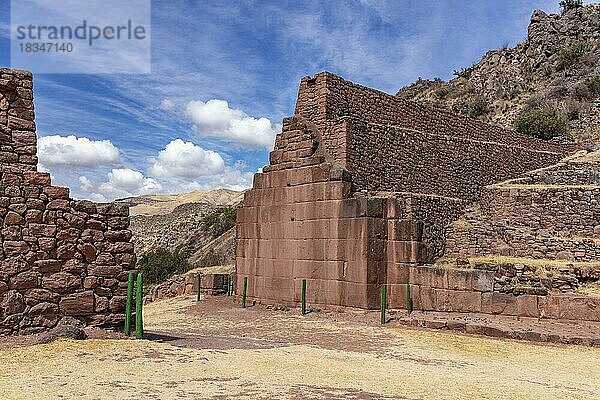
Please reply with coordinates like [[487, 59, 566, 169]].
[[388, 310, 600, 347]]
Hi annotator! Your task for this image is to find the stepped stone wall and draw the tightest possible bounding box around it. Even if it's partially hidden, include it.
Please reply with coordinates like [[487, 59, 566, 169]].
[[294, 72, 574, 201], [236, 72, 597, 322], [0, 69, 136, 335]]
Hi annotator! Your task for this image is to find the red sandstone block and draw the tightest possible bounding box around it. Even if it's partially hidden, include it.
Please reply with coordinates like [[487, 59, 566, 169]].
[[446, 269, 473, 291], [257, 240, 273, 258], [410, 266, 447, 289], [445, 290, 482, 313], [410, 285, 422, 310], [270, 260, 294, 278], [389, 241, 413, 263], [295, 239, 311, 260], [263, 276, 294, 298], [481, 292, 518, 316], [367, 217, 386, 238], [252, 173, 265, 189], [516, 295, 539, 318], [387, 283, 408, 309], [558, 296, 600, 321], [418, 286, 436, 311], [43, 186, 70, 199], [328, 280, 348, 306], [260, 258, 275, 277], [338, 198, 359, 218], [389, 220, 424, 241], [385, 198, 399, 219], [292, 259, 312, 277], [345, 282, 380, 309], [268, 172, 288, 190], [387, 263, 410, 284], [348, 260, 385, 285], [23, 171, 51, 186]]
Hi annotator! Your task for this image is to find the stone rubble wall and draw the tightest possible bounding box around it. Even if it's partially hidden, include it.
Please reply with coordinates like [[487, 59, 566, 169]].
[[0, 69, 136, 335], [147, 271, 229, 303], [294, 72, 577, 201], [443, 147, 600, 263]]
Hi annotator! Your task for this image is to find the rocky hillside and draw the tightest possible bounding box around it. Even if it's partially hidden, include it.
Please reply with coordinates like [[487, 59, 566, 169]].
[[397, 4, 600, 140], [121, 189, 243, 268]]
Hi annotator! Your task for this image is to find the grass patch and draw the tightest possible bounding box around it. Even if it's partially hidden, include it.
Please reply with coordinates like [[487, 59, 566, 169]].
[[556, 41, 592, 71]]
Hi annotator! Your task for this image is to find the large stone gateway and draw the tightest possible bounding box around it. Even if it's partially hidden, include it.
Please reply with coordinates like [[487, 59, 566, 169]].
[[0, 69, 136, 335], [236, 72, 600, 321]]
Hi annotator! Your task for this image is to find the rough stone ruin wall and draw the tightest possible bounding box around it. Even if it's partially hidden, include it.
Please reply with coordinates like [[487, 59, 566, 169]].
[[236, 72, 598, 322], [0, 69, 136, 335]]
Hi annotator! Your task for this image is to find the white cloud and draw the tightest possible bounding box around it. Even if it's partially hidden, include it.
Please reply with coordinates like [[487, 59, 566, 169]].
[[79, 176, 93, 191], [206, 164, 254, 190], [149, 139, 225, 178], [90, 168, 162, 199], [159, 99, 175, 111], [99, 168, 162, 195], [185, 99, 278, 149], [38, 135, 121, 168]]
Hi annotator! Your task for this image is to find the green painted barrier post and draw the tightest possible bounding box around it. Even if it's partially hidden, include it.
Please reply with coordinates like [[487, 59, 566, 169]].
[[135, 272, 144, 339], [242, 277, 248, 308], [227, 275, 232, 296], [381, 284, 387, 325], [301, 279, 307, 315], [407, 283, 413, 316], [197, 272, 202, 302], [124, 272, 134, 336]]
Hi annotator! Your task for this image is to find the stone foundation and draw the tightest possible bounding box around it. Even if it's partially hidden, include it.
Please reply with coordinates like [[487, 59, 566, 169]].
[[0, 69, 136, 335]]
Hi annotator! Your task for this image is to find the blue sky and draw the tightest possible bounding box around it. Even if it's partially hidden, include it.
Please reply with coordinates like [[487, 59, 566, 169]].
[[0, 0, 561, 201]]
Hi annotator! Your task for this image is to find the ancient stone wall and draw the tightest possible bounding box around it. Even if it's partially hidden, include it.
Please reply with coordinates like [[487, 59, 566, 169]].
[[295, 72, 575, 201], [0, 69, 136, 335], [236, 72, 600, 324], [443, 185, 600, 262]]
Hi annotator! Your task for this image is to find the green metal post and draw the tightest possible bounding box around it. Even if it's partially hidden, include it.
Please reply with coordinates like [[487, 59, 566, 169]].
[[135, 272, 144, 339], [301, 279, 307, 315], [242, 277, 248, 308], [197, 272, 202, 302], [227, 275, 231, 296], [381, 284, 387, 325], [124, 272, 134, 336], [407, 283, 412, 315]]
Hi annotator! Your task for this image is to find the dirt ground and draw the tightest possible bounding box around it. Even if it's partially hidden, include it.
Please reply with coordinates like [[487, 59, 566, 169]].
[[1, 296, 600, 400]]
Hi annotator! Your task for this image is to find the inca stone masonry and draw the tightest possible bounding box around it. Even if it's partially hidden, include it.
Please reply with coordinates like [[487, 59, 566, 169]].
[[236, 72, 600, 322], [0, 69, 136, 335]]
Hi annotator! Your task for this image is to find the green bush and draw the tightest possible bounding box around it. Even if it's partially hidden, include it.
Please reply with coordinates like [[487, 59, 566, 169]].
[[514, 110, 568, 140], [467, 96, 490, 117], [586, 75, 600, 97], [138, 247, 190, 284], [201, 206, 237, 237], [556, 41, 591, 71], [559, 0, 583, 13]]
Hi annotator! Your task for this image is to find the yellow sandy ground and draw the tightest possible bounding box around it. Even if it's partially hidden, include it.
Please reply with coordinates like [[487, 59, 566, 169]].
[[1, 297, 599, 400]]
